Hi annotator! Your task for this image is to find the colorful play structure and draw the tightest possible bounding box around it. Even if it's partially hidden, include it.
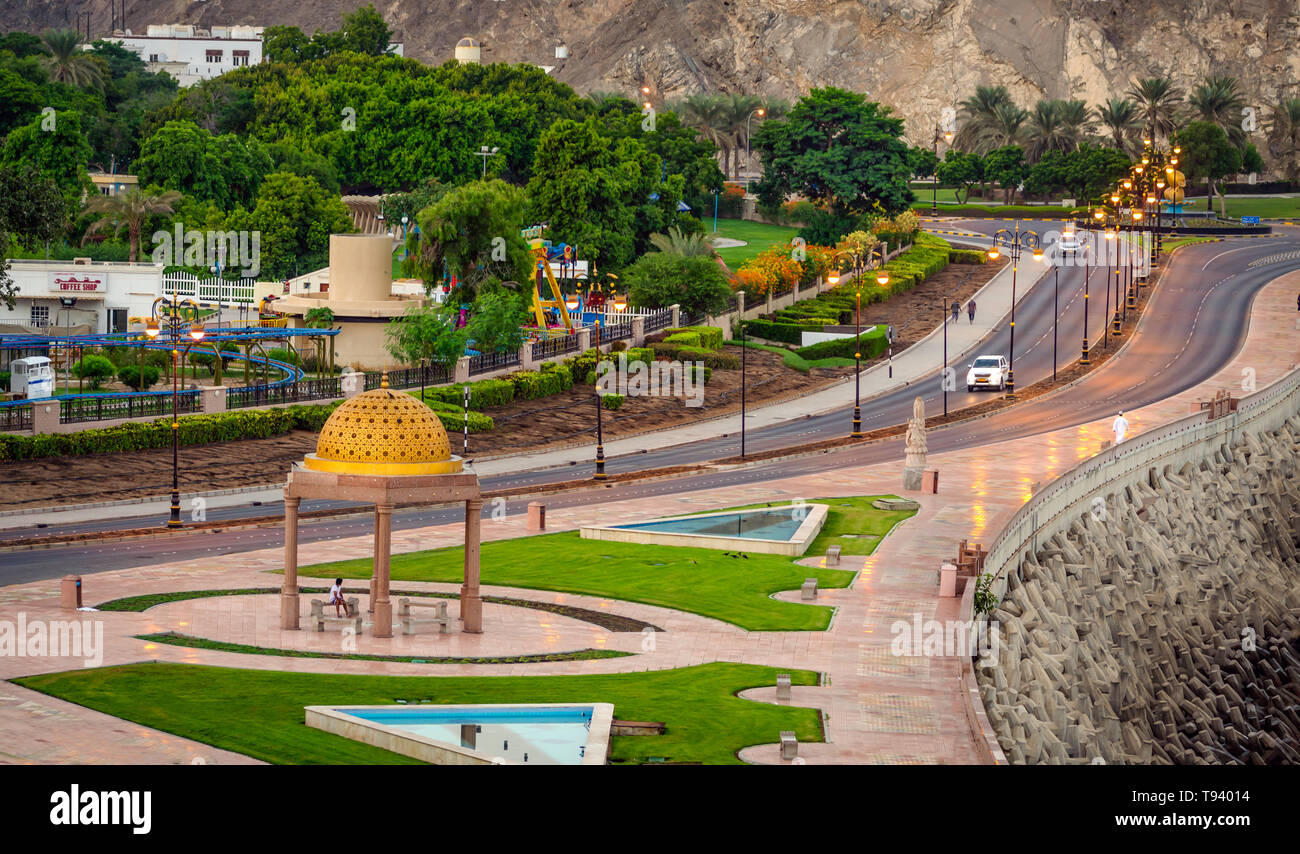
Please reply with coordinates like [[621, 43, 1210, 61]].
[[522, 230, 628, 340]]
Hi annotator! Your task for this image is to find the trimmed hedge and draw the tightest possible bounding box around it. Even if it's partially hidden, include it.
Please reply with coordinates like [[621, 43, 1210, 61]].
[[509, 365, 573, 399], [794, 327, 889, 361], [665, 326, 724, 350], [742, 318, 827, 344], [663, 331, 702, 348], [600, 393, 625, 411], [949, 249, 987, 264], [648, 342, 739, 369], [425, 379, 515, 409], [0, 404, 340, 462]]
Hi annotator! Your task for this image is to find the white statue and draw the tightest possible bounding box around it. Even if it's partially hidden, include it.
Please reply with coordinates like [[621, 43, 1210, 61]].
[[904, 396, 927, 468]]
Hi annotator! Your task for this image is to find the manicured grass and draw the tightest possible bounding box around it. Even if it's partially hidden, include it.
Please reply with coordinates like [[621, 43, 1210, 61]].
[[137, 632, 628, 665], [15, 661, 822, 765], [684, 495, 916, 557], [728, 339, 857, 372], [912, 202, 1085, 217], [300, 530, 856, 631], [709, 218, 800, 268], [295, 496, 914, 632], [1171, 196, 1300, 220], [1162, 236, 1219, 251]]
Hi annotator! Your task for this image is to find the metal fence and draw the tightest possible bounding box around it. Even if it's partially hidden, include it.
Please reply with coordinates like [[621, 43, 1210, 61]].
[[532, 333, 582, 361], [0, 404, 32, 432], [364, 363, 451, 390], [601, 322, 634, 342], [644, 309, 675, 333], [226, 377, 342, 409], [468, 350, 521, 376], [60, 391, 200, 424]]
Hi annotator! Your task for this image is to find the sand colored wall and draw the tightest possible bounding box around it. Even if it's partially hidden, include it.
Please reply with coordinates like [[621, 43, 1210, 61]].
[[328, 234, 393, 303]]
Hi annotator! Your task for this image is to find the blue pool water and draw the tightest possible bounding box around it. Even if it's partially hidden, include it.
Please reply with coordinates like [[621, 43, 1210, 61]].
[[346, 706, 594, 765], [612, 507, 805, 541]]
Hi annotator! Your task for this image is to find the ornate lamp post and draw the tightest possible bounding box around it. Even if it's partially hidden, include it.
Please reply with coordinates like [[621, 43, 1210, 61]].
[[744, 108, 766, 194], [147, 303, 205, 528], [829, 245, 887, 434], [931, 125, 954, 216], [593, 389, 607, 480], [986, 223, 1042, 399]]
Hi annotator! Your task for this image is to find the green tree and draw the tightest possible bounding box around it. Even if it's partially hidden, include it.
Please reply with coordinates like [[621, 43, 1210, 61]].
[[408, 179, 533, 297], [225, 172, 354, 278], [72, 354, 116, 389], [954, 85, 1015, 153], [0, 164, 66, 308], [340, 4, 394, 55], [118, 364, 161, 391], [1177, 121, 1242, 209], [1127, 76, 1183, 142], [982, 146, 1028, 204], [935, 150, 984, 203], [1267, 98, 1300, 183], [136, 120, 271, 209], [753, 87, 914, 218], [0, 109, 92, 210], [1188, 75, 1247, 147], [1024, 99, 1094, 162], [649, 226, 716, 258], [466, 290, 529, 354], [82, 187, 183, 262], [38, 29, 103, 89], [262, 26, 314, 63], [385, 301, 467, 368], [623, 253, 732, 316], [1096, 97, 1142, 155], [906, 144, 939, 180]]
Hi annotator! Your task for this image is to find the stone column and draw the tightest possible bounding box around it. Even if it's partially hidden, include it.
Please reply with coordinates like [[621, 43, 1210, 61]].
[[200, 385, 226, 414], [670, 304, 681, 328], [280, 496, 301, 629], [737, 290, 747, 322], [461, 498, 484, 633], [372, 503, 394, 638], [453, 356, 470, 384], [578, 327, 592, 353], [631, 316, 646, 348], [368, 506, 380, 612], [31, 400, 59, 435], [519, 340, 535, 371]]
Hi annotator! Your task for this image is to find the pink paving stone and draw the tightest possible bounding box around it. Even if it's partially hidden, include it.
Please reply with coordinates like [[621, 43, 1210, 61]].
[[1, 271, 1297, 764]]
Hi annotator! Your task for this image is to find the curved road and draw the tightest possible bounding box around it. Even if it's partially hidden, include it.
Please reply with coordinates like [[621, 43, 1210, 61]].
[[6, 224, 1298, 582]]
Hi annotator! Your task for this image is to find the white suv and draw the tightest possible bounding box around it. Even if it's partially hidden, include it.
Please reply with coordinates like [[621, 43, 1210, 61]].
[[966, 355, 1008, 391]]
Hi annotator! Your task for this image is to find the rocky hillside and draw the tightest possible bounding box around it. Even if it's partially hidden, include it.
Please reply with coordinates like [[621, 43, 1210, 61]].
[[9, 0, 1299, 146]]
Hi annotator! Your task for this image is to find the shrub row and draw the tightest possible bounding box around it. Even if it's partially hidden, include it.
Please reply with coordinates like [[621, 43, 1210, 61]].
[[949, 248, 988, 264], [600, 393, 625, 411], [741, 317, 828, 345], [663, 326, 724, 350], [0, 404, 340, 462], [793, 327, 889, 361], [424, 378, 515, 409], [425, 401, 495, 432]]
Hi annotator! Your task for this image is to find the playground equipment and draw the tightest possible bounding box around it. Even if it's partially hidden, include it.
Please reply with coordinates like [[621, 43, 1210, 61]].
[[7, 356, 54, 399], [528, 241, 576, 335], [258, 294, 291, 327]]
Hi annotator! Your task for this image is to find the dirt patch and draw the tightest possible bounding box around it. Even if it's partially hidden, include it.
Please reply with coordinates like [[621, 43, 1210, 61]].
[[873, 255, 1008, 352]]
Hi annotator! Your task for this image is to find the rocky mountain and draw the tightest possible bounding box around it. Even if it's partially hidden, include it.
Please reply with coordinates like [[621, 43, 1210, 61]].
[[8, 0, 1299, 149]]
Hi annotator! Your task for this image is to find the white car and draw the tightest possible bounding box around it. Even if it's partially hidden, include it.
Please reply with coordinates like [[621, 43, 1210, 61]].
[[1058, 232, 1080, 255], [966, 355, 1008, 391]]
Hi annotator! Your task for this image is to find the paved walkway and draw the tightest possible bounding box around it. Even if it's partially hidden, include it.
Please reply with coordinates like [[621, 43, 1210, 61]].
[[2, 272, 1294, 764]]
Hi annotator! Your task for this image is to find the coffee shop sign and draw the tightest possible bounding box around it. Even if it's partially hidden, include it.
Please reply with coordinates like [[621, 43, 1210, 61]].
[[50, 274, 104, 293]]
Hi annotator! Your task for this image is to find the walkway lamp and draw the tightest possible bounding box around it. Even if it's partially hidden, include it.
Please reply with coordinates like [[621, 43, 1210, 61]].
[[987, 222, 1041, 399]]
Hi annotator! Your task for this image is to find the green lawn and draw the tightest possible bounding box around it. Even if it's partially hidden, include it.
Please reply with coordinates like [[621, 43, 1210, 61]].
[[729, 339, 857, 372], [15, 661, 822, 765], [709, 218, 800, 268], [1170, 195, 1300, 220], [297, 496, 912, 631], [687, 495, 915, 557]]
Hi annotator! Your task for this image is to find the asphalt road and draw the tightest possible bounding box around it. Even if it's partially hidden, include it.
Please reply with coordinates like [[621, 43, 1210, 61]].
[[6, 223, 1297, 583]]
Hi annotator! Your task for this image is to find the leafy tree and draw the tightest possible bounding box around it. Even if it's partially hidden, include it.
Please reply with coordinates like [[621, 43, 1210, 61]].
[[1024, 145, 1130, 201], [1024, 100, 1094, 162], [0, 109, 92, 210], [82, 187, 183, 262], [118, 364, 161, 391], [954, 85, 1015, 153], [906, 144, 939, 180], [1241, 142, 1264, 176], [1267, 98, 1300, 183], [1097, 97, 1142, 155], [0, 164, 66, 308], [0, 32, 45, 58], [72, 354, 117, 389], [340, 4, 394, 56], [1127, 76, 1183, 142], [385, 301, 467, 368], [408, 179, 533, 297], [982, 146, 1028, 204], [623, 253, 732, 316], [466, 290, 529, 353], [935, 150, 984, 203], [136, 120, 271, 209], [261, 141, 341, 194], [753, 87, 914, 219], [1177, 121, 1242, 208], [0, 66, 45, 137], [225, 172, 354, 278], [1188, 75, 1247, 147], [262, 26, 315, 63], [649, 226, 716, 258]]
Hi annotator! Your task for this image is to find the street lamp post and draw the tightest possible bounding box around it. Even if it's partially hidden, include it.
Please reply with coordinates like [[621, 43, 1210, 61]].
[[829, 247, 888, 435], [986, 222, 1042, 399], [744, 108, 766, 194], [1081, 226, 1095, 365], [740, 302, 747, 458], [147, 304, 205, 528], [930, 126, 953, 216], [593, 390, 607, 480], [476, 145, 499, 179]]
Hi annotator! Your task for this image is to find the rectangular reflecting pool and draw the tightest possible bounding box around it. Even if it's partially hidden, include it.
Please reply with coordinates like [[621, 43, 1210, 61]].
[[305, 703, 614, 765], [580, 504, 828, 556]]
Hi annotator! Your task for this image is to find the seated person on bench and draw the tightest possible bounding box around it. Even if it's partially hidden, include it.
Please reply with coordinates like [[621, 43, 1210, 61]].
[[328, 578, 348, 617]]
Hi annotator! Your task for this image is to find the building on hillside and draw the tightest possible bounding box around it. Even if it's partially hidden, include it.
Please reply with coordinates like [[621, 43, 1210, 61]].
[[88, 172, 139, 197], [105, 24, 404, 87]]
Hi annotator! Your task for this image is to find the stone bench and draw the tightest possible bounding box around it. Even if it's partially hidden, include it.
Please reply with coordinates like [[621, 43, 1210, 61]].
[[780, 731, 798, 761], [398, 598, 452, 635], [310, 598, 361, 633], [776, 673, 792, 701], [825, 545, 841, 567], [800, 578, 818, 600]]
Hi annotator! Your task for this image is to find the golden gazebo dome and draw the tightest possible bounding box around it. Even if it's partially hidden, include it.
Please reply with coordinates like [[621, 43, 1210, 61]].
[[303, 385, 462, 476]]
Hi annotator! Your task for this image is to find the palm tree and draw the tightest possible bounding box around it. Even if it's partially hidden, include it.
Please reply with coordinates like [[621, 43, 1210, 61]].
[[1023, 100, 1092, 161], [1267, 97, 1300, 183], [1127, 76, 1183, 142], [82, 188, 183, 262], [39, 28, 104, 89], [954, 85, 1016, 153], [1188, 75, 1248, 146], [1097, 97, 1143, 153], [650, 226, 716, 258], [723, 93, 765, 180], [678, 93, 731, 176]]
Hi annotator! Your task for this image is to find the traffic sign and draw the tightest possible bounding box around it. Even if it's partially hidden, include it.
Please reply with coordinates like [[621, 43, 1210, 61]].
[[1241, 216, 1261, 224]]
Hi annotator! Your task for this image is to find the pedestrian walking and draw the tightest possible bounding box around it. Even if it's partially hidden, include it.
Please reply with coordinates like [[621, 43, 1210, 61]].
[[1111, 411, 1129, 444], [950, 300, 960, 323], [967, 299, 976, 323], [1296, 292, 1299, 311]]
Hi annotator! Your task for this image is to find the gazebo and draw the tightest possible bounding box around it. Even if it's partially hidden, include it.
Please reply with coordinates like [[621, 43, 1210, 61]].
[[279, 378, 483, 637]]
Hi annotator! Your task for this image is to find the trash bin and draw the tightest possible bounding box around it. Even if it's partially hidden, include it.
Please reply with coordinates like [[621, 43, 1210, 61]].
[[61, 575, 82, 610]]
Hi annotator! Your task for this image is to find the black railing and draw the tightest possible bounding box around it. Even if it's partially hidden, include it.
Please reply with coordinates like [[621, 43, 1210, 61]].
[[367, 363, 453, 390], [226, 377, 342, 409], [0, 404, 32, 432], [644, 309, 675, 333], [601, 322, 634, 342], [468, 350, 521, 376], [532, 334, 581, 361], [60, 391, 200, 424]]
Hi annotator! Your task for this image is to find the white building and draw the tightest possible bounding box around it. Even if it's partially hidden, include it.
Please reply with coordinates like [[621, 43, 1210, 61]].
[[105, 24, 405, 87]]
